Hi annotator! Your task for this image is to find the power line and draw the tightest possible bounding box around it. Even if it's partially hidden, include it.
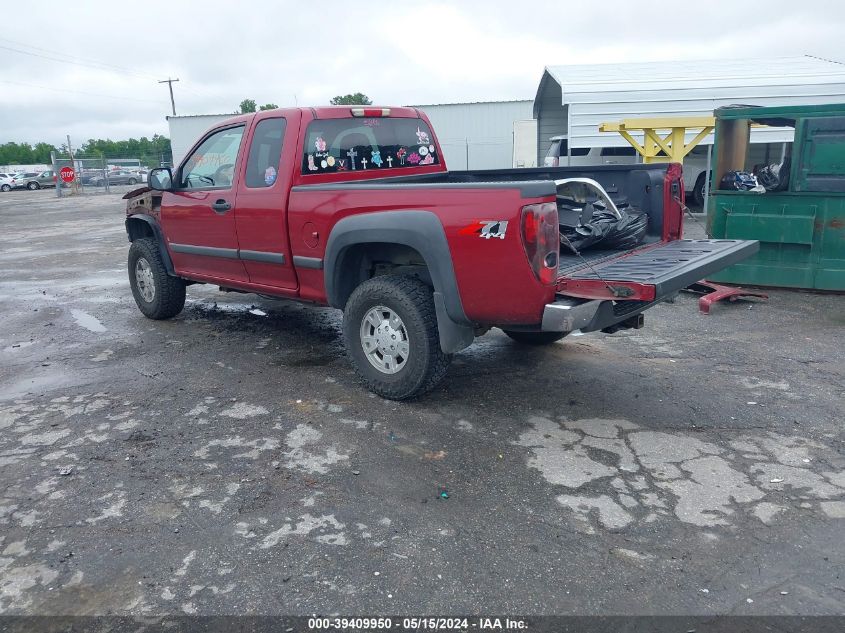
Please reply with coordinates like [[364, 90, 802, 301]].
[[0, 79, 168, 105], [0, 37, 225, 112], [0, 37, 159, 79]]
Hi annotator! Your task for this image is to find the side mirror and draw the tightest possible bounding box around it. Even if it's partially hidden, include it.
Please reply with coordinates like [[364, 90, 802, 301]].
[[148, 167, 173, 191]]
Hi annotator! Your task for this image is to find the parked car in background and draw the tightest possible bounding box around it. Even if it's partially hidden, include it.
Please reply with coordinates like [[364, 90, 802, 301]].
[[544, 135, 712, 200], [9, 172, 44, 190], [13, 171, 59, 190], [89, 170, 141, 186], [79, 169, 104, 185], [543, 136, 640, 168], [0, 173, 16, 192]]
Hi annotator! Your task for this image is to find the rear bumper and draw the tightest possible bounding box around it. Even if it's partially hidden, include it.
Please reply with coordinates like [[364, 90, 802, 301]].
[[541, 298, 604, 332], [541, 297, 647, 333]]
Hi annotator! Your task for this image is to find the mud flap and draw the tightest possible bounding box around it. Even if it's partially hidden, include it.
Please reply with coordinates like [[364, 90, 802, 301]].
[[433, 292, 474, 354]]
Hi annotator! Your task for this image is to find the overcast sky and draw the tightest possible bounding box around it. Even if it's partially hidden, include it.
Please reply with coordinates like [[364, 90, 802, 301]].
[[2, 0, 844, 146]]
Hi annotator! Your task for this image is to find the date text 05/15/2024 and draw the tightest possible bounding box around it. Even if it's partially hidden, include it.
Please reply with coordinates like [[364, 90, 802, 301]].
[[307, 617, 528, 630]]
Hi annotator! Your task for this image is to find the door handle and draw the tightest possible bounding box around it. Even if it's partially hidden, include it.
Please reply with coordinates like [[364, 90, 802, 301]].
[[212, 199, 232, 213]]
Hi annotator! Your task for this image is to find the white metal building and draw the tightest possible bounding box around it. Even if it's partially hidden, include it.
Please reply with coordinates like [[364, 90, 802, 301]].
[[167, 114, 233, 165], [534, 55, 845, 164], [413, 100, 534, 169]]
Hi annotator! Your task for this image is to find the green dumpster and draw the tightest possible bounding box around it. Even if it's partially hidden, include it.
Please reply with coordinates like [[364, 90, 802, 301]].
[[707, 103, 845, 290]]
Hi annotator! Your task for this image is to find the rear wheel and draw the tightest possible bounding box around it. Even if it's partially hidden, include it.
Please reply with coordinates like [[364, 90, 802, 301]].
[[128, 178, 137, 185], [128, 238, 186, 319], [0, 184, 10, 192], [503, 330, 568, 345], [343, 275, 451, 400], [27, 182, 39, 190]]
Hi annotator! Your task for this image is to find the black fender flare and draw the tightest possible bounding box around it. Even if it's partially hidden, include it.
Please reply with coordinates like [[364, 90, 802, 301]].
[[324, 210, 474, 353], [125, 214, 176, 276]]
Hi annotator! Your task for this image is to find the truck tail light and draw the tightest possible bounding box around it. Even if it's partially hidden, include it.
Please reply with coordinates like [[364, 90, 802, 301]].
[[350, 107, 391, 117], [663, 162, 684, 240], [521, 202, 559, 285]]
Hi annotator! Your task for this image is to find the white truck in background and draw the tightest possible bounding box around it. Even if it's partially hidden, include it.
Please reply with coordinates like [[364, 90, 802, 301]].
[[542, 135, 790, 207]]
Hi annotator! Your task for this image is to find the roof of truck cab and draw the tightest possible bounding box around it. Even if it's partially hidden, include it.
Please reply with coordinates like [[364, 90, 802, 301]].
[[177, 106, 424, 126], [309, 105, 422, 119]]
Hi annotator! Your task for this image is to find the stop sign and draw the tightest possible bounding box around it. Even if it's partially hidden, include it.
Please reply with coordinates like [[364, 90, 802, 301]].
[[59, 166, 75, 183]]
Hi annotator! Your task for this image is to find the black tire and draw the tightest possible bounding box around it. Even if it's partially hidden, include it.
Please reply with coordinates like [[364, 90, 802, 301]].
[[128, 178, 137, 185], [502, 330, 568, 345], [27, 182, 39, 190], [342, 275, 451, 400], [0, 184, 10, 192], [128, 238, 186, 320], [693, 173, 707, 207]]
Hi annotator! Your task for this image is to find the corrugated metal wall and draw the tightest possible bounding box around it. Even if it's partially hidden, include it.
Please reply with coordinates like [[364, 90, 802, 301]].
[[535, 78, 566, 162], [413, 101, 534, 170]]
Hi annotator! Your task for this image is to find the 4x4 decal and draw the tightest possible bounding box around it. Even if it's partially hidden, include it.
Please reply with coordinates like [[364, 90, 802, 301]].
[[459, 220, 509, 240]]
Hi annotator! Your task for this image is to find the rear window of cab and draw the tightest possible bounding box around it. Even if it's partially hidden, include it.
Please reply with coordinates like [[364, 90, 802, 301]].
[[301, 118, 439, 174]]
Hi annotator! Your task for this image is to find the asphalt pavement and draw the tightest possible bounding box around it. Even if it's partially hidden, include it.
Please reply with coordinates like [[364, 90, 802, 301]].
[[1, 188, 844, 616]]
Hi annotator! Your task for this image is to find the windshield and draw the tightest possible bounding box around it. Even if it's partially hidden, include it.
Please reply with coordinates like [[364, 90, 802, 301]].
[[546, 140, 563, 158], [301, 118, 439, 174]]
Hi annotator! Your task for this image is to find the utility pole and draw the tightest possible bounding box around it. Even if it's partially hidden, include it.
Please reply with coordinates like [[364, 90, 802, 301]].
[[66, 135, 79, 194], [51, 151, 61, 198], [158, 77, 180, 116]]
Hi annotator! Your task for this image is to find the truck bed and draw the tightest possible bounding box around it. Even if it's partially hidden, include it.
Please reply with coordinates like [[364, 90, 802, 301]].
[[558, 237, 663, 276], [300, 163, 677, 250]]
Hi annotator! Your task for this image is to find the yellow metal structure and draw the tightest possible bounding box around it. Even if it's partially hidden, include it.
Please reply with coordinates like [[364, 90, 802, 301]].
[[599, 116, 715, 163]]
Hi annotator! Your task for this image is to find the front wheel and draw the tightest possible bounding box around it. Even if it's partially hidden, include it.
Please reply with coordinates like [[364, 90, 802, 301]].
[[27, 182, 39, 190], [502, 330, 568, 345], [127, 178, 137, 185], [342, 275, 451, 400], [0, 184, 10, 192], [128, 238, 186, 319]]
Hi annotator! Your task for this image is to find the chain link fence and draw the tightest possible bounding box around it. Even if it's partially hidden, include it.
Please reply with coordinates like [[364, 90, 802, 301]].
[[50, 151, 172, 196]]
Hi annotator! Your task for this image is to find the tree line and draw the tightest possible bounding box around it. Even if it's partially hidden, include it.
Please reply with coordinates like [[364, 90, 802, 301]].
[[0, 135, 173, 168], [238, 93, 372, 113]]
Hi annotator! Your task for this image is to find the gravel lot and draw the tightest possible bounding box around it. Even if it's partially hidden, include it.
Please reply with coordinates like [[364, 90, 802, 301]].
[[1, 188, 844, 616]]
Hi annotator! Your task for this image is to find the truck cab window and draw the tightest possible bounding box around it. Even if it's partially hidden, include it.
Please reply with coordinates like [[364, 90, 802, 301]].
[[245, 118, 287, 188], [301, 118, 439, 174], [180, 125, 244, 189]]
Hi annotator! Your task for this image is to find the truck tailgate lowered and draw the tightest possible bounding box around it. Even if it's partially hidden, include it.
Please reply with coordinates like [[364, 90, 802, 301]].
[[559, 239, 760, 300]]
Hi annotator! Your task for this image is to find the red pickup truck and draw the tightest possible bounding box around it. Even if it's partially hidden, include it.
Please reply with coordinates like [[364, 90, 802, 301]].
[[125, 106, 757, 399]]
